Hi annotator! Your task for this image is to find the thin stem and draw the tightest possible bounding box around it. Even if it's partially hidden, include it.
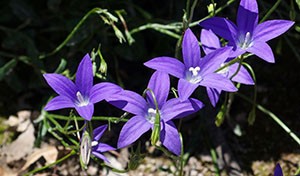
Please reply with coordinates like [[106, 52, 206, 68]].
[[189, 0, 236, 27], [39, 8, 107, 59], [260, 0, 282, 23], [236, 93, 300, 146], [47, 114, 127, 122], [24, 150, 76, 176], [178, 133, 184, 176], [230, 56, 244, 80]]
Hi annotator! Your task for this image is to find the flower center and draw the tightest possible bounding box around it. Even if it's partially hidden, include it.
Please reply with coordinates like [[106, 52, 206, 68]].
[[238, 32, 253, 49], [186, 66, 202, 84], [76, 91, 89, 107], [91, 141, 98, 147], [217, 63, 229, 76], [146, 108, 160, 124]]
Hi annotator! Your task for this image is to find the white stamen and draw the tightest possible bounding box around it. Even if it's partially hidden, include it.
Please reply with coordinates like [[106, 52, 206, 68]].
[[76, 91, 89, 107], [91, 141, 98, 147]]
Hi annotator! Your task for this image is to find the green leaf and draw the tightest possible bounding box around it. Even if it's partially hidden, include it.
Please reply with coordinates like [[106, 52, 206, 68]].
[[0, 59, 17, 81], [296, 0, 300, 10]]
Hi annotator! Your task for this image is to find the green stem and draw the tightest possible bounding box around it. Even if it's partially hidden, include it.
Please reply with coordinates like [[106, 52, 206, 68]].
[[39, 8, 106, 59], [189, 0, 236, 27], [47, 114, 127, 122], [178, 133, 184, 176], [24, 150, 76, 176], [260, 0, 282, 23], [236, 93, 300, 146]]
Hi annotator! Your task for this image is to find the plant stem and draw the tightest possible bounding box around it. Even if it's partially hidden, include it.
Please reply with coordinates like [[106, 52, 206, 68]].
[[260, 0, 282, 23], [47, 114, 127, 122], [236, 93, 300, 146], [24, 150, 76, 176]]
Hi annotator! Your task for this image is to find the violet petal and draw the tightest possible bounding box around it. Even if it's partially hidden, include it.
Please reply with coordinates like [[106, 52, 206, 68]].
[[178, 79, 199, 100], [146, 71, 170, 109], [75, 103, 94, 121], [161, 98, 203, 121], [44, 95, 75, 111], [43, 73, 77, 101], [93, 125, 108, 141], [254, 20, 295, 42], [246, 41, 275, 63], [237, 0, 258, 33], [200, 17, 238, 42], [144, 57, 186, 79], [90, 82, 123, 103], [200, 29, 221, 55], [117, 116, 151, 148], [182, 28, 201, 68], [75, 54, 93, 97], [160, 121, 181, 155]]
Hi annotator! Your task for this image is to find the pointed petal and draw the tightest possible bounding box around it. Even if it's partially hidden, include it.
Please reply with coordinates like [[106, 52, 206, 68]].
[[76, 54, 93, 97], [200, 73, 237, 92], [160, 121, 181, 155], [254, 20, 295, 42], [93, 125, 108, 141], [200, 47, 232, 75], [161, 98, 203, 121], [44, 95, 74, 111], [95, 143, 115, 152], [146, 71, 170, 108], [200, 29, 221, 55], [246, 41, 275, 63], [144, 57, 185, 78], [178, 79, 199, 100], [199, 17, 238, 42], [92, 151, 110, 163], [237, 0, 259, 33], [117, 116, 151, 148], [43, 73, 77, 100], [90, 82, 123, 103], [107, 90, 148, 116], [75, 103, 94, 121], [206, 88, 221, 107], [274, 163, 283, 176], [182, 28, 201, 68], [229, 64, 254, 85]]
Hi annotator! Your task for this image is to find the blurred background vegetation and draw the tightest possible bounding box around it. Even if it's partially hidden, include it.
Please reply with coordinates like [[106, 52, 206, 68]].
[[0, 0, 300, 174]]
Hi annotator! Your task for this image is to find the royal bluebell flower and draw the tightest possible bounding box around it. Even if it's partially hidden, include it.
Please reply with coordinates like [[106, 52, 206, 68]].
[[274, 163, 283, 176], [200, 29, 254, 106], [91, 125, 115, 162], [144, 28, 237, 101], [199, 0, 294, 63], [107, 71, 203, 155], [44, 54, 122, 121]]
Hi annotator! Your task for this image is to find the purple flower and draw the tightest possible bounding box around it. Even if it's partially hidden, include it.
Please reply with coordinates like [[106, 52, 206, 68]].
[[144, 28, 237, 101], [108, 71, 203, 155], [91, 125, 115, 162], [44, 54, 122, 121], [200, 29, 254, 106], [199, 0, 294, 63], [274, 163, 283, 176]]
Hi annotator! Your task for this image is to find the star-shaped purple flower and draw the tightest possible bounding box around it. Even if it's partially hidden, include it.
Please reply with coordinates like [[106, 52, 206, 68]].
[[144, 28, 237, 101], [107, 71, 203, 155], [200, 29, 254, 106], [199, 0, 294, 63], [44, 54, 122, 121], [91, 125, 115, 162]]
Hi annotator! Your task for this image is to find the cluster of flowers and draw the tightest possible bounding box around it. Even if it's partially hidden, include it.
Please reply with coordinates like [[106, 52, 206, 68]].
[[43, 0, 293, 163]]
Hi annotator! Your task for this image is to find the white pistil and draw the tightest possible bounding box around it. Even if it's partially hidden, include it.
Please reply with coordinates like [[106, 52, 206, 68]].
[[217, 63, 229, 75], [187, 66, 202, 84], [76, 91, 89, 107], [146, 108, 157, 124], [91, 141, 98, 147], [239, 32, 253, 49]]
